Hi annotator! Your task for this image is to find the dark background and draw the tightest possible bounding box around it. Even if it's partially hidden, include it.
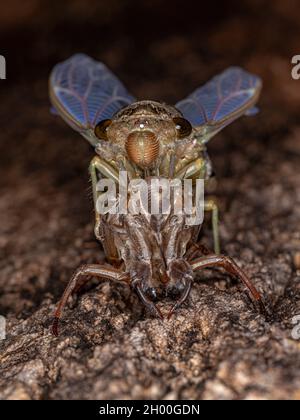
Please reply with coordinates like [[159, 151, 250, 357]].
[[0, 0, 300, 400]]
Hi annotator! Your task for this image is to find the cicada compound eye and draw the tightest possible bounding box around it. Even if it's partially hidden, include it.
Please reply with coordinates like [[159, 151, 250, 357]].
[[94, 119, 112, 141], [173, 117, 192, 139]]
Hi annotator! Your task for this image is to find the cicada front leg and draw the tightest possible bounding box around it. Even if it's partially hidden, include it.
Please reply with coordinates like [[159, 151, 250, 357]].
[[166, 259, 193, 319], [89, 156, 121, 266], [89, 156, 119, 219], [185, 242, 212, 261], [190, 253, 265, 312]]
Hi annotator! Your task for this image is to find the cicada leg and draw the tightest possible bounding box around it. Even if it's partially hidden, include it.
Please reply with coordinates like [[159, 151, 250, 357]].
[[204, 199, 220, 254], [190, 254, 265, 311], [89, 156, 121, 266], [89, 155, 119, 223], [173, 160, 221, 254], [52, 264, 129, 336], [166, 259, 193, 319], [135, 284, 164, 320], [174, 158, 206, 180], [186, 242, 212, 261]]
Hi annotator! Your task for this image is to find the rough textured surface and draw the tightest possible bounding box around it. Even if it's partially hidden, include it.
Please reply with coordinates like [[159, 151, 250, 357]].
[[1, 0, 300, 400]]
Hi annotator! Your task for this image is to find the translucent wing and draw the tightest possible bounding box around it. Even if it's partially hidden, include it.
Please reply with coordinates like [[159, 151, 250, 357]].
[[175, 67, 262, 143], [49, 54, 136, 146]]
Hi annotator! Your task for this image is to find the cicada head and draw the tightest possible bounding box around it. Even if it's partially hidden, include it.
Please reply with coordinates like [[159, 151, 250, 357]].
[[94, 100, 196, 175]]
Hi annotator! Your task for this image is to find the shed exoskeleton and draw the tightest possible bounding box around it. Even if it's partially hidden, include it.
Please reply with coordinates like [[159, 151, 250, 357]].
[[49, 54, 264, 335]]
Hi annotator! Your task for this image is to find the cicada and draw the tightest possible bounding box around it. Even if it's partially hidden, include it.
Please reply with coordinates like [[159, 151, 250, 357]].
[[49, 54, 263, 335]]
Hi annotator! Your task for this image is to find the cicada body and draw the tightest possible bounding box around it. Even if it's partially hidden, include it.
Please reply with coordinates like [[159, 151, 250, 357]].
[[49, 54, 264, 334]]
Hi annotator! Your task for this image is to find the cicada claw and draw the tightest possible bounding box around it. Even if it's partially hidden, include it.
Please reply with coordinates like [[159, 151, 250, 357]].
[[135, 284, 164, 320]]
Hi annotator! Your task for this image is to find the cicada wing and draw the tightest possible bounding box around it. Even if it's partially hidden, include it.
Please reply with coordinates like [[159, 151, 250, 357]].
[[175, 67, 262, 143], [49, 54, 136, 146]]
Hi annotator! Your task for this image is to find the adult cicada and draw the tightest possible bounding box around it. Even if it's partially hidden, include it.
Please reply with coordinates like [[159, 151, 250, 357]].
[[49, 54, 263, 335]]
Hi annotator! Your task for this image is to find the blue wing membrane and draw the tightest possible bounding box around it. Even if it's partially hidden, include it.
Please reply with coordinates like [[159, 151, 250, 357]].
[[49, 54, 136, 145], [175, 67, 262, 138]]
